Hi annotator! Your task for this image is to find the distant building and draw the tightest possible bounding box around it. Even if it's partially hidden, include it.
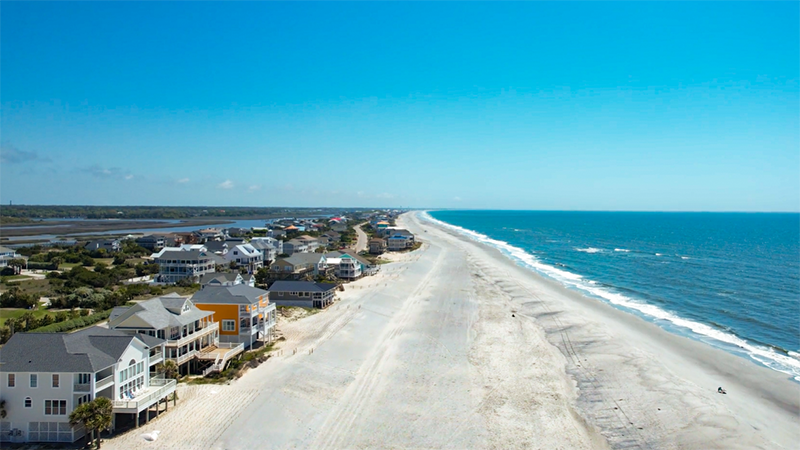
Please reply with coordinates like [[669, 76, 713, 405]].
[[135, 234, 177, 251], [198, 272, 255, 288], [150, 247, 216, 284], [368, 238, 387, 255], [223, 244, 264, 273], [83, 239, 121, 253]]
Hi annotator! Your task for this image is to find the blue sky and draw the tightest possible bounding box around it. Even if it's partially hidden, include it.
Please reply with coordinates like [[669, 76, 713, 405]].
[[1, 2, 798, 211]]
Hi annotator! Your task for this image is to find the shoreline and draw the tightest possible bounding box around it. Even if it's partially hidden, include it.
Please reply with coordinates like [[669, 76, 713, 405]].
[[411, 211, 799, 449], [421, 211, 800, 381]]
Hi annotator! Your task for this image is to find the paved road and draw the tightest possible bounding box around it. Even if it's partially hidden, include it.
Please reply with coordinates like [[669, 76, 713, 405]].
[[353, 222, 368, 253]]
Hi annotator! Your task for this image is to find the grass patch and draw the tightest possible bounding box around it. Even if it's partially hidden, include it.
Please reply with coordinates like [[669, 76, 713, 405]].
[[4, 278, 53, 296], [1, 275, 32, 281], [94, 258, 115, 266], [0, 308, 59, 327], [59, 262, 81, 270]]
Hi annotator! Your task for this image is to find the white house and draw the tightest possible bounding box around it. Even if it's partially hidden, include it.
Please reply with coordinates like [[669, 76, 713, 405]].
[[0, 327, 175, 444], [150, 246, 217, 284], [108, 293, 228, 375], [223, 244, 264, 273]]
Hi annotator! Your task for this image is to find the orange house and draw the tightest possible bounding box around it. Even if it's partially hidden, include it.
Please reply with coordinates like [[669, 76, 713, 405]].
[[192, 284, 277, 349]]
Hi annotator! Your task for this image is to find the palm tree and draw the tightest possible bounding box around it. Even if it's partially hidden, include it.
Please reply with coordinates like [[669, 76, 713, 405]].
[[69, 397, 113, 449], [156, 360, 179, 379]]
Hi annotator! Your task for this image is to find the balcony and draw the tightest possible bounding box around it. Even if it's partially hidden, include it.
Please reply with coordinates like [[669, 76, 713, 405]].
[[149, 352, 164, 367], [112, 378, 177, 413], [95, 374, 114, 392], [165, 322, 219, 348], [74, 383, 91, 393]]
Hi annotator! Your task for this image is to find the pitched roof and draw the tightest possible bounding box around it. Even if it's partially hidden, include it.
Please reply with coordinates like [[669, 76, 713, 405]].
[[192, 285, 268, 305], [269, 281, 337, 293], [199, 272, 241, 285], [283, 253, 325, 265], [0, 326, 153, 373], [109, 293, 212, 330]]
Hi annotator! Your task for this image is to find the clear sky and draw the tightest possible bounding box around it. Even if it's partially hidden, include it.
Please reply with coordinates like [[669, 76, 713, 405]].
[[1, 2, 798, 211]]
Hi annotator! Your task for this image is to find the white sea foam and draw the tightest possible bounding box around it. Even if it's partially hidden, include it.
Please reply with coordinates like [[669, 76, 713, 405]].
[[681, 256, 690, 260], [614, 248, 630, 252], [419, 211, 800, 381], [576, 247, 603, 253], [655, 253, 663, 256]]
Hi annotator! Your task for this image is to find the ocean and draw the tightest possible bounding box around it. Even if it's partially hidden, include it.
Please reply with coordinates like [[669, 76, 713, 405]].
[[424, 210, 800, 381]]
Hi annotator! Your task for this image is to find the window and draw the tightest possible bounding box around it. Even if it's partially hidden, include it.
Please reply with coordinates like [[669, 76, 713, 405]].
[[24, 397, 31, 408], [52, 374, 59, 388], [222, 320, 236, 332], [30, 374, 38, 388], [78, 374, 91, 384], [7, 374, 15, 387], [77, 395, 90, 405], [278, 292, 284, 297], [44, 400, 67, 415]]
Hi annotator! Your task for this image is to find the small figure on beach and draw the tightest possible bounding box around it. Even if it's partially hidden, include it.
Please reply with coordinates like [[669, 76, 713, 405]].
[[718, 387, 727, 394]]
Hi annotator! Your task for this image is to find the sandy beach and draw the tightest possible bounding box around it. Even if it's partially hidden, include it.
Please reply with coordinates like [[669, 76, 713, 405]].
[[104, 211, 799, 450]]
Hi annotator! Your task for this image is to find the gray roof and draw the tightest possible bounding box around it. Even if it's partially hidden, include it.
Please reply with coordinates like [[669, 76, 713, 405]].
[[192, 285, 268, 305], [282, 253, 325, 265], [204, 241, 229, 253], [0, 326, 152, 373], [109, 293, 212, 330], [248, 240, 276, 251], [269, 281, 337, 293], [199, 272, 241, 285], [154, 249, 211, 261]]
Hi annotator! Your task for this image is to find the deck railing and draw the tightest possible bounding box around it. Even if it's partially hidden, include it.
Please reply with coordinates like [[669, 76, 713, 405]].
[[112, 379, 176, 412]]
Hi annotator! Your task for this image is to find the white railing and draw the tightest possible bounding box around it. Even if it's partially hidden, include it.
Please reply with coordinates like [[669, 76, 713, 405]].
[[74, 383, 91, 392], [165, 322, 218, 348], [112, 379, 176, 412], [149, 353, 164, 366], [95, 374, 114, 390]]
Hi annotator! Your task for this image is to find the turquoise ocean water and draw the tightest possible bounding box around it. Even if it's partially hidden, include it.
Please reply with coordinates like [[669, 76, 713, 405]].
[[425, 211, 800, 381]]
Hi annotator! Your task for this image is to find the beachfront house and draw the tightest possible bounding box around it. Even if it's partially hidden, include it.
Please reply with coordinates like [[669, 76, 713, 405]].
[[387, 235, 413, 251], [368, 238, 387, 255], [108, 294, 236, 375], [326, 250, 378, 276], [326, 257, 362, 280], [0, 326, 175, 443], [150, 246, 216, 284], [268, 281, 338, 309], [223, 244, 264, 273], [192, 285, 277, 349]]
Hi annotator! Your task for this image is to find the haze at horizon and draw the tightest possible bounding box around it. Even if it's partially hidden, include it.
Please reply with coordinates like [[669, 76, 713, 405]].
[[1, 2, 798, 212]]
